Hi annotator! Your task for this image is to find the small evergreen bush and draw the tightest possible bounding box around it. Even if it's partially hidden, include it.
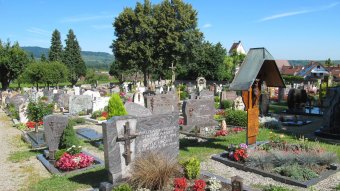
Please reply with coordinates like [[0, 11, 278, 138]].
[[214, 96, 220, 103], [59, 119, 80, 149], [72, 117, 85, 124], [112, 183, 133, 191], [27, 101, 54, 122], [274, 163, 318, 181], [180, 91, 188, 100], [183, 158, 200, 179], [108, 93, 127, 118], [91, 110, 102, 119], [220, 100, 232, 109], [225, 109, 247, 127]]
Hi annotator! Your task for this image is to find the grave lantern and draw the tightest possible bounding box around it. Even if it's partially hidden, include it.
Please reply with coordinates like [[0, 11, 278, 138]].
[[229, 48, 285, 145]]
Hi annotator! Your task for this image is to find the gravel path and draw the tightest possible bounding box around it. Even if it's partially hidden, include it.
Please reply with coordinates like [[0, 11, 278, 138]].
[[0, 109, 50, 191], [201, 157, 340, 191]]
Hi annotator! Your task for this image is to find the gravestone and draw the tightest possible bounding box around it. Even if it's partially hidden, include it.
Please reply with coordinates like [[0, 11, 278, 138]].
[[287, 88, 307, 113], [18, 102, 29, 123], [76, 128, 103, 141], [102, 113, 179, 184], [199, 90, 214, 100], [44, 115, 68, 163], [74, 87, 80, 95], [145, 93, 178, 115], [124, 102, 152, 117], [196, 77, 206, 92], [92, 97, 110, 112], [182, 99, 217, 130], [220, 91, 238, 102], [69, 95, 92, 115], [8, 94, 28, 109], [83, 90, 101, 99], [133, 92, 145, 107], [53, 93, 70, 109], [259, 93, 270, 116], [233, 96, 245, 111]]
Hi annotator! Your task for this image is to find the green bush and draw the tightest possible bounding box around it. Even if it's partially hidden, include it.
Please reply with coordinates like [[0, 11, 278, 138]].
[[112, 183, 133, 191], [55, 149, 66, 161], [225, 109, 247, 127], [336, 183, 340, 191], [274, 163, 318, 181], [91, 110, 102, 119], [8, 103, 19, 120], [27, 101, 54, 122], [108, 93, 127, 118], [214, 96, 220, 103], [220, 100, 232, 109], [72, 117, 85, 124], [59, 120, 80, 149], [183, 158, 200, 179], [180, 91, 188, 100]]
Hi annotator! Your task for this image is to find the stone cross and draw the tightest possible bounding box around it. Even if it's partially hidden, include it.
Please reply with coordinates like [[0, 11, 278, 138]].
[[169, 63, 176, 84], [116, 122, 137, 166]]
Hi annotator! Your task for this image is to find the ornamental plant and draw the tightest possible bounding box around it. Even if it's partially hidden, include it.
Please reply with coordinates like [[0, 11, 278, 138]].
[[183, 158, 200, 179], [215, 130, 228, 137], [207, 177, 222, 191], [173, 177, 187, 191], [27, 100, 53, 123], [193, 179, 206, 191], [108, 93, 127, 118], [55, 152, 94, 171], [225, 109, 247, 127], [59, 120, 80, 149], [226, 143, 248, 162]]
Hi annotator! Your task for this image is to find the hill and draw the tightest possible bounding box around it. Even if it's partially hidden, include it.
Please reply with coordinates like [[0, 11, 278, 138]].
[[288, 60, 340, 66], [21, 46, 114, 70]]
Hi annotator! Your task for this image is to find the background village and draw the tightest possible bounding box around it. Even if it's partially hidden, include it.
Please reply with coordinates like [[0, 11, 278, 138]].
[[1, 1, 340, 191]]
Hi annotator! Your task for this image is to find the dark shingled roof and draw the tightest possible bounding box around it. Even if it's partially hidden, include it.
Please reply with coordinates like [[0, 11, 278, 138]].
[[229, 48, 285, 91]]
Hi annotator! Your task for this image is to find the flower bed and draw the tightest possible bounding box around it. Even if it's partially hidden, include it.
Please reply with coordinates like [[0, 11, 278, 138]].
[[212, 141, 339, 188]]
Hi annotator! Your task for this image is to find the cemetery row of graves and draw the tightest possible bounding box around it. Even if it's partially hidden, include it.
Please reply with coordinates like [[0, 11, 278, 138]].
[[1, 49, 340, 191]]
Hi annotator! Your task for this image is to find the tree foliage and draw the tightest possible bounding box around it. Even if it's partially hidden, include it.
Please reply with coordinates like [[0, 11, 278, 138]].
[[48, 29, 63, 62], [108, 93, 127, 118], [63, 29, 86, 86], [325, 58, 334, 67], [27, 100, 54, 122], [0, 39, 29, 90]]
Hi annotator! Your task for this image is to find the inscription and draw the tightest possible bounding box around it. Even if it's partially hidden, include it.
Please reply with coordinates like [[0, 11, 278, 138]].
[[137, 128, 177, 153]]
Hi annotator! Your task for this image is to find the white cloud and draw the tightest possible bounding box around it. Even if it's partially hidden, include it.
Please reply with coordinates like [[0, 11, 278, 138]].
[[60, 14, 113, 23], [26, 27, 50, 36], [258, 2, 339, 22], [202, 23, 212, 28], [91, 24, 112, 30]]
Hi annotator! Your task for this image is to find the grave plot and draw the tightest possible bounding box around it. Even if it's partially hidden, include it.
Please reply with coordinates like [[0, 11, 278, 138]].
[[37, 115, 104, 175]]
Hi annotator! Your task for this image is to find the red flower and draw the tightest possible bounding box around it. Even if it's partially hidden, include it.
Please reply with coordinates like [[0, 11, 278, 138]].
[[215, 130, 228, 137], [101, 111, 108, 118], [173, 177, 187, 191], [233, 148, 248, 161], [178, 118, 184, 125], [26, 121, 36, 128], [193, 179, 206, 191], [55, 152, 94, 171]]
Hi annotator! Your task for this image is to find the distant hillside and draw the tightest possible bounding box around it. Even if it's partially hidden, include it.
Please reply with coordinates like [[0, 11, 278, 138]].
[[288, 60, 340, 66], [22, 46, 114, 70]]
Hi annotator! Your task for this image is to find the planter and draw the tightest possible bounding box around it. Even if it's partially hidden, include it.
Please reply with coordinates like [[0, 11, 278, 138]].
[[37, 150, 104, 175], [212, 152, 339, 188]]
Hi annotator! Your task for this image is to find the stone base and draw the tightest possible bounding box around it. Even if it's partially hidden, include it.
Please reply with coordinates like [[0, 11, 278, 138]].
[[212, 152, 339, 188], [37, 150, 104, 175]]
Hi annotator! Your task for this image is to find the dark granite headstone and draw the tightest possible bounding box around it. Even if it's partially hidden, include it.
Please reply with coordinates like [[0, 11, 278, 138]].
[[69, 95, 92, 114], [124, 102, 152, 117], [145, 93, 178, 115], [44, 115, 68, 161], [259, 93, 269, 116], [76, 128, 103, 141], [287, 88, 307, 113], [102, 113, 179, 184], [182, 99, 217, 129]]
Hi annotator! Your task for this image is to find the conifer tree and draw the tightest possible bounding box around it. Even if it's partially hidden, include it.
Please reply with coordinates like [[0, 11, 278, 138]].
[[48, 29, 63, 62], [63, 29, 86, 86], [40, 53, 47, 62]]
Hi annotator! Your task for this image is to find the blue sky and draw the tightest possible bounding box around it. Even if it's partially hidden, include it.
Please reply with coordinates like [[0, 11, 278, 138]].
[[0, 0, 339, 60]]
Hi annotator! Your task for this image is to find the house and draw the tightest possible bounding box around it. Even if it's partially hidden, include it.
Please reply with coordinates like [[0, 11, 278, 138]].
[[326, 65, 340, 82], [275, 60, 291, 72], [297, 61, 329, 81], [281, 65, 304, 76], [228, 41, 246, 55]]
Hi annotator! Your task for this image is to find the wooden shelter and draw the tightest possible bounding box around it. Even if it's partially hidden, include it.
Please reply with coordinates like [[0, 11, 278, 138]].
[[229, 48, 285, 145]]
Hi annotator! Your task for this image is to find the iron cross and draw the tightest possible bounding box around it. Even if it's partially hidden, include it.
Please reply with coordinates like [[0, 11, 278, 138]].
[[116, 121, 137, 166]]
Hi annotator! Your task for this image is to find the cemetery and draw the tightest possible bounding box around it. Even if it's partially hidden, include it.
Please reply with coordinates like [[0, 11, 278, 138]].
[[1, 1, 340, 191]]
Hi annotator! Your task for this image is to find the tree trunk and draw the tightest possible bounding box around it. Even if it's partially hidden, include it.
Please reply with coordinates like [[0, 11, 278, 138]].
[[143, 70, 147, 87], [1, 79, 9, 90], [36, 83, 39, 91]]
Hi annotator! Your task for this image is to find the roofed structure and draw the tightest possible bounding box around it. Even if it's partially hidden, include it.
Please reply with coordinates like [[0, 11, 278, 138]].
[[229, 48, 285, 91], [281, 65, 304, 76], [228, 41, 246, 55], [275, 60, 290, 72]]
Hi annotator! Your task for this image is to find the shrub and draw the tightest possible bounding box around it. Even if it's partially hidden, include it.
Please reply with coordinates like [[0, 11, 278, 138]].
[[225, 110, 247, 127], [183, 158, 200, 179], [262, 185, 296, 191], [108, 93, 127, 118], [59, 120, 80, 149], [214, 96, 220, 103], [220, 100, 232, 109], [274, 163, 318, 181], [27, 101, 53, 122], [112, 184, 133, 191], [91, 110, 102, 119], [336, 183, 340, 191], [180, 91, 188, 100], [72, 117, 85, 124], [8, 103, 19, 120], [129, 152, 180, 190], [55, 149, 66, 161]]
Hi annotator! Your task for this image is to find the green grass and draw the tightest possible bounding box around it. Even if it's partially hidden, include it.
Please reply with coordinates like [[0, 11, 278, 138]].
[[27, 167, 106, 191], [336, 183, 340, 191], [269, 104, 288, 114], [8, 150, 42, 163]]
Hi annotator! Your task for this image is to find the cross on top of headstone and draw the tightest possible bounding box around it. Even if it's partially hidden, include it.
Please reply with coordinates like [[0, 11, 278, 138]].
[[116, 122, 137, 166]]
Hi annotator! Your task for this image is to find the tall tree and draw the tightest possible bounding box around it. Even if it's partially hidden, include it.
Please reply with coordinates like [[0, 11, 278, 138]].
[[325, 58, 334, 67], [63, 29, 86, 86], [40, 53, 47, 62], [48, 29, 63, 62], [23, 61, 46, 90], [0, 40, 29, 90]]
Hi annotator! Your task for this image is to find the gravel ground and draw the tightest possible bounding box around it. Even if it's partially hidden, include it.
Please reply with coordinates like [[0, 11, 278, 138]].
[[0, 109, 50, 191], [201, 157, 340, 191]]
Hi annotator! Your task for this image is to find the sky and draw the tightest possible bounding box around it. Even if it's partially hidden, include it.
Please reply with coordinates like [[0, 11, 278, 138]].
[[0, 0, 339, 60]]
